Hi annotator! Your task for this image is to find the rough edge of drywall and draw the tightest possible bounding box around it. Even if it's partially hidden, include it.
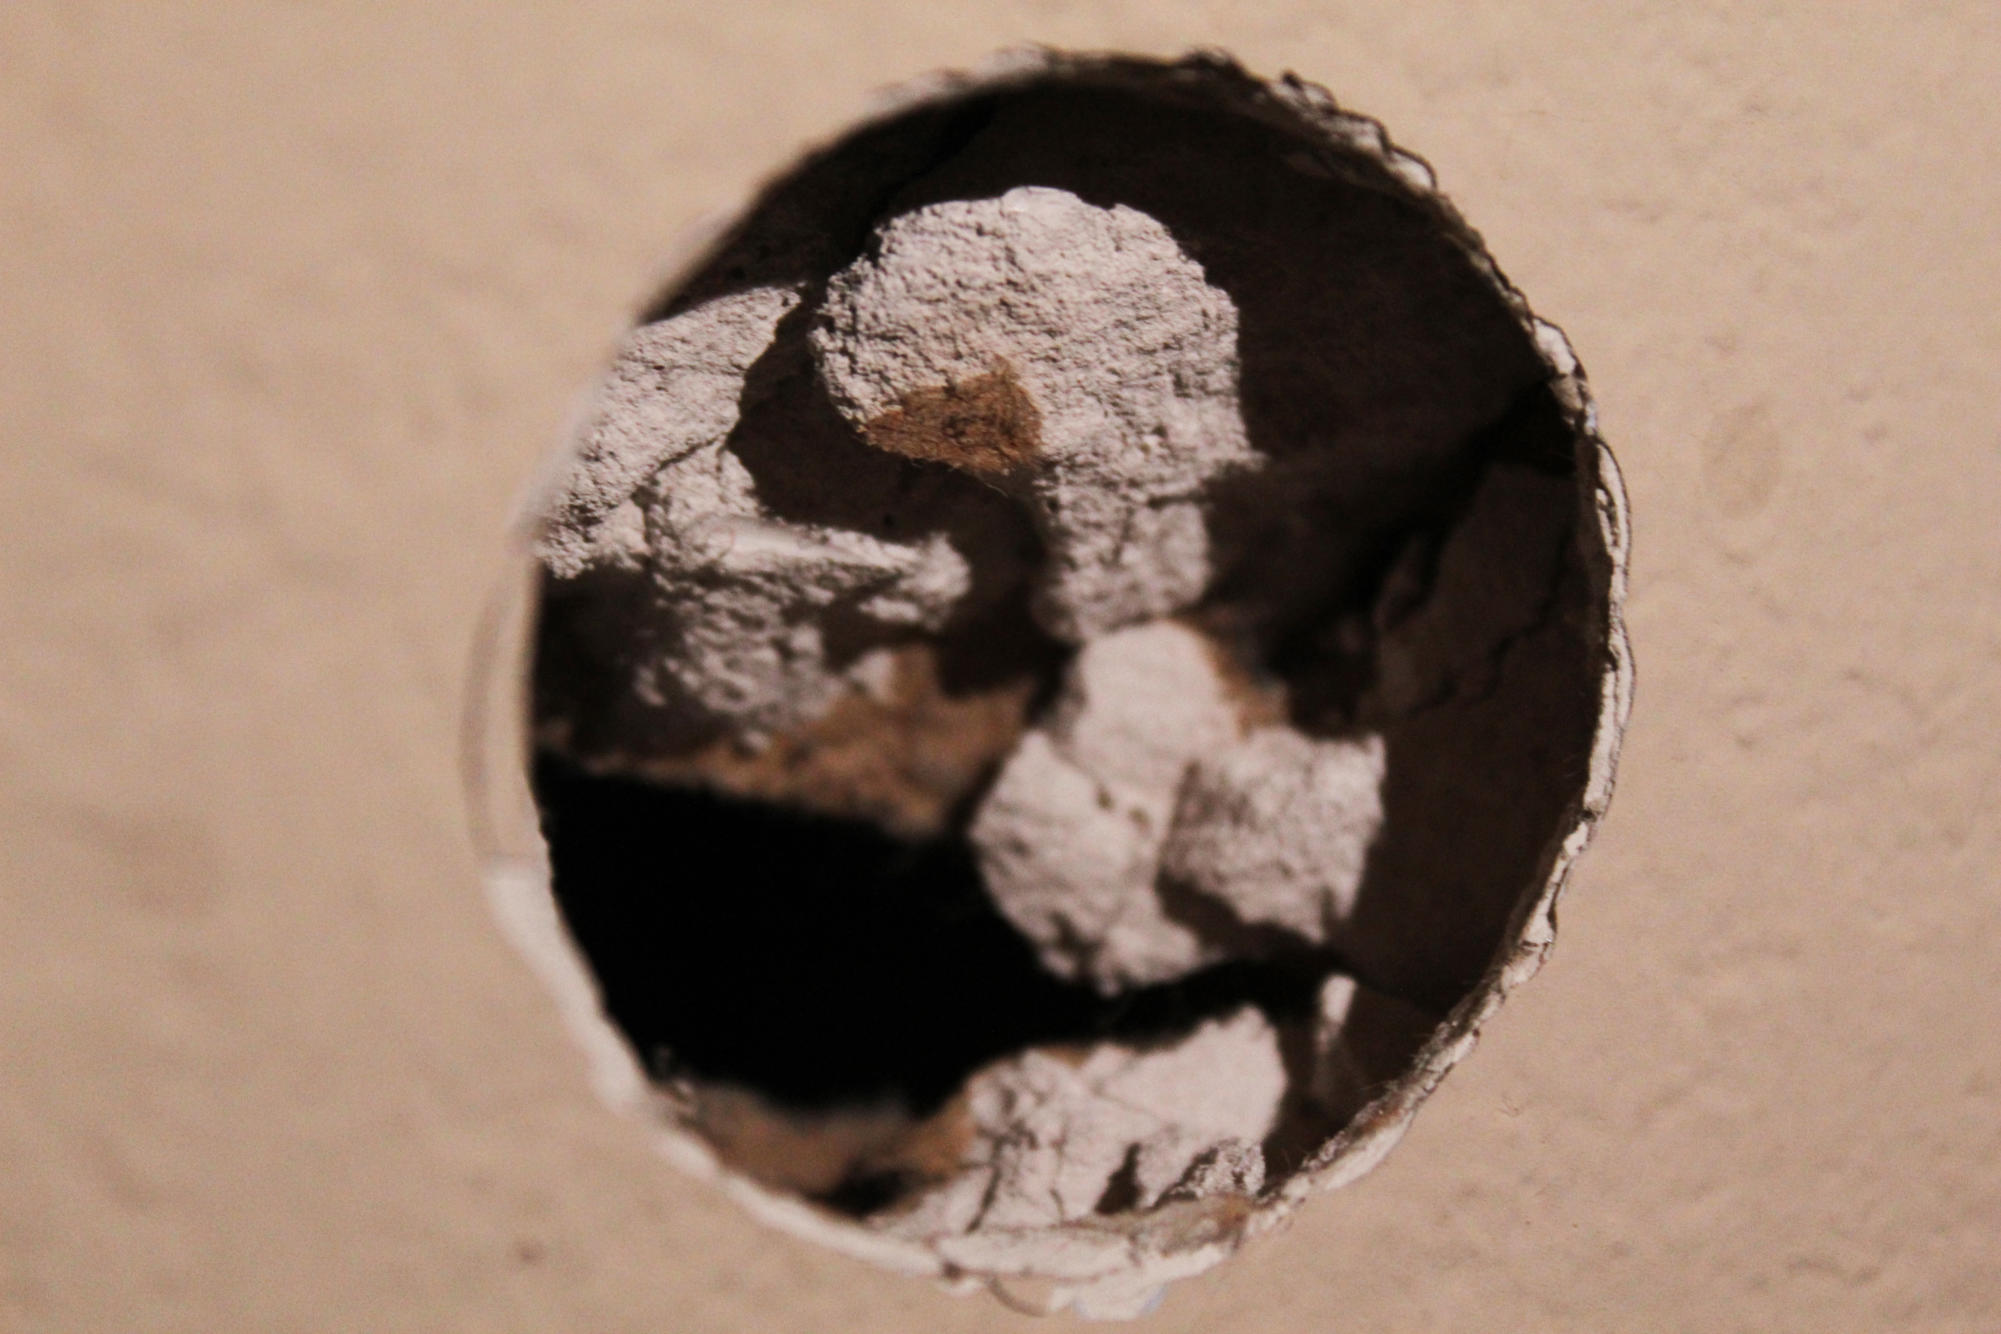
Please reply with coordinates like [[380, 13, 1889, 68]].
[[465, 44, 1634, 1320]]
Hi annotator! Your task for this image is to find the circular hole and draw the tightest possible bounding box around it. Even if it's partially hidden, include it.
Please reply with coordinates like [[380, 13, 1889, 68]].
[[485, 49, 1630, 1312]]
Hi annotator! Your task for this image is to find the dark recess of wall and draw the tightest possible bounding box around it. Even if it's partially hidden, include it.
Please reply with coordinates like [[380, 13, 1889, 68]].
[[533, 751, 1362, 1115]]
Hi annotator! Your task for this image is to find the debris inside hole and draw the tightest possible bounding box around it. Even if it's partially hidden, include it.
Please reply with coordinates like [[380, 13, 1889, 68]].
[[523, 53, 1610, 1281]]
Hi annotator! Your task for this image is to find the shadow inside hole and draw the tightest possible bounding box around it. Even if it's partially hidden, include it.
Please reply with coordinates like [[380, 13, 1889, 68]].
[[534, 749, 1380, 1120], [1335, 549, 1602, 1010], [532, 563, 712, 759], [534, 750, 1091, 1111], [527, 59, 1607, 1201]]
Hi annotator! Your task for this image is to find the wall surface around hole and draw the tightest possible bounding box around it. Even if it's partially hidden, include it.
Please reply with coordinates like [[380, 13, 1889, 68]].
[[4, 3, 2000, 1331]]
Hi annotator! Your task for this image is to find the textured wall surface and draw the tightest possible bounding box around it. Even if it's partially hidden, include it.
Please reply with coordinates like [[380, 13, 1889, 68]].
[[3, 4, 1997, 1330]]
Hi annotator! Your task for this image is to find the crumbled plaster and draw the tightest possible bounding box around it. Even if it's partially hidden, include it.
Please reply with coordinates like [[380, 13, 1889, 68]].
[[893, 1007, 1286, 1241], [541, 286, 1028, 744], [847, 971, 1433, 1263], [521, 49, 1628, 1318], [1159, 728, 1385, 947], [539, 286, 801, 579], [970, 621, 1386, 990], [969, 621, 1245, 990], [531, 177, 1551, 1247]]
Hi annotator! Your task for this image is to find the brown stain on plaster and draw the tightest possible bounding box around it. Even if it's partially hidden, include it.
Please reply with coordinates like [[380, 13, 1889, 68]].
[[634, 641, 1039, 838], [860, 362, 1043, 481]]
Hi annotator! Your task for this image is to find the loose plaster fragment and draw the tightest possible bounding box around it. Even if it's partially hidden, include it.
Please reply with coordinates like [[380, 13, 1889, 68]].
[[973, 622, 1386, 988], [871, 974, 1426, 1257], [813, 186, 1258, 642], [893, 1008, 1286, 1241], [539, 286, 801, 579], [1159, 727, 1386, 946], [541, 290, 1042, 753], [970, 621, 1247, 990], [635, 442, 978, 742]]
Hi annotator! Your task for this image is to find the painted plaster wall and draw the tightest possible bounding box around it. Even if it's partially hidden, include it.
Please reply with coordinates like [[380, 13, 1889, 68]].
[[2, 3, 1996, 1329]]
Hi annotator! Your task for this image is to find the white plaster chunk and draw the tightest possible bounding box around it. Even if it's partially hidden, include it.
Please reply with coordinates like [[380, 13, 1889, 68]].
[[1159, 728, 1387, 944], [1163, 1138, 1266, 1202], [969, 622, 1246, 990], [542, 285, 991, 740], [1085, 1011, 1283, 1209], [889, 1008, 1284, 1243], [642, 504, 973, 737], [1050, 619, 1246, 800], [969, 732, 1175, 981], [540, 286, 801, 578], [812, 186, 1258, 641]]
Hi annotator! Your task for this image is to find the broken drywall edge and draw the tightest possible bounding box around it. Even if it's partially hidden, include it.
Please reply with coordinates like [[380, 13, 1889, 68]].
[[473, 46, 1635, 1317], [483, 860, 651, 1118]]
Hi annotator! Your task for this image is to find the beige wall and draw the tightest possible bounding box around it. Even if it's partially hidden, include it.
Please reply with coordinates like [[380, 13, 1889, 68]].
[[4, 4, 1997, 1329]]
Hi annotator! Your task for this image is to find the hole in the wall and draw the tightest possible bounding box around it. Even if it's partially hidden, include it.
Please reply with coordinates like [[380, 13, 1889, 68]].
[[506, 50, 1627, 1307], [534, 750, 1410, 1204]]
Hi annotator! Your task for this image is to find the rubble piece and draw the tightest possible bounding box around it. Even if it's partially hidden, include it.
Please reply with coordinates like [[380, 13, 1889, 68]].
[[971, 621, 1387, 988], [635, 442, 984, 741], [858, 973, 1433, 1250], [536, 284, 1038, 747], [1158, 728, 1387, 945], [884, 1007, 1286, 1242], [969, 621, 1246, 990], [1051, 619, 1248, 798], [540, 289, 1047, 760], [618, 640, 1042, 839], [539, 286, 801, 579], [812, 186, 1258, 642]]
